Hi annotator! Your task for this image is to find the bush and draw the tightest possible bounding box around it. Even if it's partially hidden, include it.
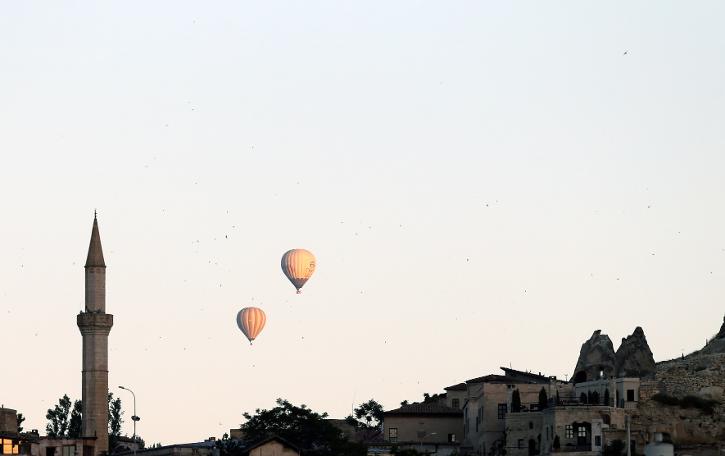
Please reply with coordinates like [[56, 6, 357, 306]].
[[603, 439, 625, 456], [651, 393, 719, 415], [680, 395, 718, 414], [651, 393, 680, 406]]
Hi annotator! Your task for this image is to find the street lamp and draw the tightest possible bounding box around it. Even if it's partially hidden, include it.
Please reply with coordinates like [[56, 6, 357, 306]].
[[118, 386, 140, 440]]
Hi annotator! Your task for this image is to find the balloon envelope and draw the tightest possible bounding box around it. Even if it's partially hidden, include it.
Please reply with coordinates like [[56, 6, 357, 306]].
[[281, 249, 316, 293], [236, 307, 266, 344]]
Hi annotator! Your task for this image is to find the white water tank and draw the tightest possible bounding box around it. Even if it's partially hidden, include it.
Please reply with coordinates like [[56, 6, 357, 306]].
[[644, 433, 674, 456]]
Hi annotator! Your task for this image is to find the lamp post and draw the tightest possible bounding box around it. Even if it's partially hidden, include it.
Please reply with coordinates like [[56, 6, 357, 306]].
[[118, 386, 140, 451]]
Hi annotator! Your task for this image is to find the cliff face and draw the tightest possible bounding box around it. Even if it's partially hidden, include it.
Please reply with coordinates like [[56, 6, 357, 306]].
[[632, 316, 725, 446], [615, 326, 656, 379], [699, 315, 725, 355], [572, 330, 616, 382]]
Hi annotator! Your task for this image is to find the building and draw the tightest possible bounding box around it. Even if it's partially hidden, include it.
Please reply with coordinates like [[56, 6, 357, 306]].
[[505, 404, 627, 456], [573, 378, 640, 409], [504, 376, 641, 456], [459, 368, 570, 455], [117, 437, 299, 456], [377, 403, 462, 455]]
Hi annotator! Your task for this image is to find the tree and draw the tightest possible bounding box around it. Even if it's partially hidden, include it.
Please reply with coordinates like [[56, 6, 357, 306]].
[[108, 393, 123, 451], [511, 390, 522, 413], [579, 393, 588, 404], [538, 388, 548, 410], [591, 391, 600, 405], [68, 401, 83, 438], [604, 389, 610, 407], [238, 398, 365, 456], [46, 395, 72, 437], [108, 393, 123, 436], [346, 399, 384, 430], [399, 400, 409, 407], [16, 413, 25, 433], [553, 435, 560, 450], [555, 390, 560, 406], [45, 393, 127, 448]]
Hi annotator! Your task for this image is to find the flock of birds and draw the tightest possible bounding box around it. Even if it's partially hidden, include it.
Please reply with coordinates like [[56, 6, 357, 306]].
[[235, 248, 316, 345]]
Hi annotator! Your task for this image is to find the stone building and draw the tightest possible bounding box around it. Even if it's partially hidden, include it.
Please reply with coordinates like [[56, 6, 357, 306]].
[[116, 437, 299, 456], [378, 402, 462, 456], [505, 405, 627, 456], [573, 378, 640, 409], [458, 368, 570, 456]]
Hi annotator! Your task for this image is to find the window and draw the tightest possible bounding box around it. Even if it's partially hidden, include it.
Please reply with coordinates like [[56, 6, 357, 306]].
[[565, 425, 573, 439], [1, 439, 19, 455], [577, 426, 587, 437], [497, 403, 507, 419], [595, 436, 601, 446], [62, 446, 74, 456], [627, 389, 635, 402], [517, 439, 524, 449], [388, 428, 398, 443], [448, 434, 456, 443], [452, 398, 460, 409]]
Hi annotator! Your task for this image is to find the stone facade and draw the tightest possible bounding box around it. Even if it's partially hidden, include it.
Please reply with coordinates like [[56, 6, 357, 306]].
[[455, 369, 569, 455], [0, 408, 17, 434], [382, 403, 462, 455], [506, 406, 627, 456]]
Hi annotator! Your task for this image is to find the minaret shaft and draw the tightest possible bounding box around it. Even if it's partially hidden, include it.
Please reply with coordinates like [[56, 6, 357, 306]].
[[77, 217, 112, 456]]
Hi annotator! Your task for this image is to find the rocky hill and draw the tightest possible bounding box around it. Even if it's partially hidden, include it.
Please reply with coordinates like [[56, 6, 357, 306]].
[[615, 326, 656, 379], [632, 316, 725, 445], [572, 327, 656, 381], [572, 330, 616, 382]]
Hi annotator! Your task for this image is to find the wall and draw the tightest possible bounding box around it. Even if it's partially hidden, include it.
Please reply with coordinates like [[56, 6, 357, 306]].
[[249, 441, 299, 456], [0, 409, 17, 434], [505, 411, 544, 456], [383, 415, 462, 445]]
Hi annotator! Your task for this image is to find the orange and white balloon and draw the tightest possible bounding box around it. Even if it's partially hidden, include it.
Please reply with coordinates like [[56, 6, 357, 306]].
[[281, 249, 316, 294], [236, 307, 266, 344]]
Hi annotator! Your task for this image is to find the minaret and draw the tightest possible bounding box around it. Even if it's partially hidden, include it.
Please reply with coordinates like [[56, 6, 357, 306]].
[[77, 215, 113, 456]]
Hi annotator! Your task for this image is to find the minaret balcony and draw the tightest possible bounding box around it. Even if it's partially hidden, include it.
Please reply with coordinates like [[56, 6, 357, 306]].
[[77, 312, 113, 334]]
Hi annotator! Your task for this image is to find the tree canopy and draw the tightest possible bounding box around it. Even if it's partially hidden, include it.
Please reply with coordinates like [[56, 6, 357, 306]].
[[538, 388, 548, 410], [45, 393, 128, 450], [345, 399, 384, 430], [238, 398, 366, 456], [46, 395, 72, 438], [511, 389, 522, 413], [16, 413, 25, 433]]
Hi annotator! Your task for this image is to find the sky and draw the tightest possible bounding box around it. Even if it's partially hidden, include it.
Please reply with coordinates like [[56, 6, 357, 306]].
[[1, 0, 724, 445]]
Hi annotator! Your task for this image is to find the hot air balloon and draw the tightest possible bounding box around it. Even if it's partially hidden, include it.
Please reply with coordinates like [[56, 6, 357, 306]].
[[281, 249, 316, 293], [236, 307, 266, 344]]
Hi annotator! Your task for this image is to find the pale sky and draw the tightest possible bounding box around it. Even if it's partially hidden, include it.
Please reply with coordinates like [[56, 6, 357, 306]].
[[1, 0, 724, 445]]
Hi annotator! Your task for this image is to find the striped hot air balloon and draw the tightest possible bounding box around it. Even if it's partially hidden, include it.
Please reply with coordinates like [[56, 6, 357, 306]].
[[236, 307, 266, 344], [281, 249, 316, 294]]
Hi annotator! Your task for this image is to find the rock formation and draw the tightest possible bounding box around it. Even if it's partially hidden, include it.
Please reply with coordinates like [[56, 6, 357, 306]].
[[615, 326, 656, 379], [572, 330, 616, 382], [699, 314, 725, 355]]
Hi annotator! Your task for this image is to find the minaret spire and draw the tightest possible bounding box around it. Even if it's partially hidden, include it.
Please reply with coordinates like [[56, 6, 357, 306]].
[[85, 213, 106, 268], [78, 214, 113, 456]]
